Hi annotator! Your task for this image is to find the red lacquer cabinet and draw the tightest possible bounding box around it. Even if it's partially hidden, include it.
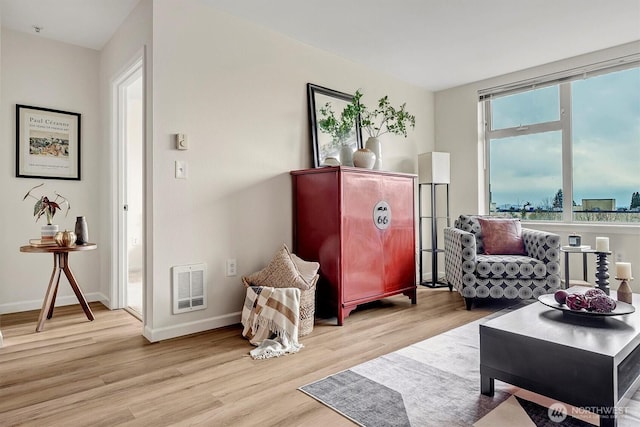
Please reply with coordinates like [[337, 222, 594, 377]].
[[291, 166, 417, 325]]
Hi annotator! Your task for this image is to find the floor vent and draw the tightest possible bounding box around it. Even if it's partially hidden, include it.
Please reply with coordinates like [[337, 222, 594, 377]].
[[172, 263, 207, 314]]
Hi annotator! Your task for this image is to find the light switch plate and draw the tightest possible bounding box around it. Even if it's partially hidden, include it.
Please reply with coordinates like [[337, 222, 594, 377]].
[[175, 160, 187, 179]]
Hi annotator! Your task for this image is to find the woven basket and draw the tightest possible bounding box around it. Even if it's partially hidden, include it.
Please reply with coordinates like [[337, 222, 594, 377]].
[[298, 281, 316, 336], [242, 277, 317, 337]]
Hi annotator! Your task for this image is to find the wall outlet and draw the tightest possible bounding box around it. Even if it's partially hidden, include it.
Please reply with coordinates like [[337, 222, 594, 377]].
[[226, 258, 237, 277]]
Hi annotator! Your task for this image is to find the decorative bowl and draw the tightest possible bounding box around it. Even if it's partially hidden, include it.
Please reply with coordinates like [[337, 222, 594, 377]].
[[538, 293, 635, 317]]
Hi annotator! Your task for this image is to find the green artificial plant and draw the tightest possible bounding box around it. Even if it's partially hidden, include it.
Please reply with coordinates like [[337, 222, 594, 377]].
[[317, 90, 364, 145], [357, 93, 416, 138]]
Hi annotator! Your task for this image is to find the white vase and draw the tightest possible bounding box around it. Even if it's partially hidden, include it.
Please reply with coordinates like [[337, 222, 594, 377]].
[[365, 137, 382, 170], [353, 148, 376, 169], [323, 156, 340, 166], [41, 224, 59, 241], [340, 144, 354, 167]]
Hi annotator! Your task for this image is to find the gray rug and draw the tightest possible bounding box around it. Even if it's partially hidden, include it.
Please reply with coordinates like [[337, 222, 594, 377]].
[[299, 309, 640, 426]]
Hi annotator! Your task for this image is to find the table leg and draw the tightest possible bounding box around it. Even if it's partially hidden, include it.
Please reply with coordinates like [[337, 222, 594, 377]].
[[37, 254, 63, 332], [481, 374, 494, 396], [47, 257, 63, 319], [600, 415, 617, 427], [60, 252, 95, 322]]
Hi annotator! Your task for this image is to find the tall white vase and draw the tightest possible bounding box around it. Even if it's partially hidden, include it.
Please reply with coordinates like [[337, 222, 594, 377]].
[[365, 137, 382, 170]]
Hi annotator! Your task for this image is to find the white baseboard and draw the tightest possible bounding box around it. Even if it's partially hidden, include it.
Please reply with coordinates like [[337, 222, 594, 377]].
[[143, 311, 241, 342], [0, 292, 109, 315], [1, 296, 241, 345]]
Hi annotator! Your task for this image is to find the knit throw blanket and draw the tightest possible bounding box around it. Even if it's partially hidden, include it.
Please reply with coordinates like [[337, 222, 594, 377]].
[[241, 286, 303, 360]]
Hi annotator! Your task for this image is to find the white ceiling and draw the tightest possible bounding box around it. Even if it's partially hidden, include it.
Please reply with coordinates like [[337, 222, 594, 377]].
[[0, 0, 140, 51], [2, 0, 639, 91]]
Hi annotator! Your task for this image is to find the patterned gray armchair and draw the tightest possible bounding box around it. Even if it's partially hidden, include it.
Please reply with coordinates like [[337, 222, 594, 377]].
[[444, 215, 561, 310]]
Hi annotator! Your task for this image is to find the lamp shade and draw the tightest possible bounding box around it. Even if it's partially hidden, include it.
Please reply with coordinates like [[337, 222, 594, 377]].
[[418, 152, 450, 184]]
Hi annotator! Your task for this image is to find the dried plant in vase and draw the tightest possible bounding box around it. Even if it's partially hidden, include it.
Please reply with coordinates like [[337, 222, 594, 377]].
[[23, 183, 70, 240]]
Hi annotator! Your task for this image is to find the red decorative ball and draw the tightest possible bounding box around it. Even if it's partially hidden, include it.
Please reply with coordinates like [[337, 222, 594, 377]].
[[587, 294, 616, 313], [584, 288, 605, 299], [554, 290, 568, 305], [566, 293, 589, 311]]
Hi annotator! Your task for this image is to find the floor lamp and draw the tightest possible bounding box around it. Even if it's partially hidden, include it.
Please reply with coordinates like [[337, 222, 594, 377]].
[[418, 152, 450, 288]]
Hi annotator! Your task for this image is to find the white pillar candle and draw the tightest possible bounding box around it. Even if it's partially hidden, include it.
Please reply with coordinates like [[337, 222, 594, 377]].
[[616, 262, 632, 279], [595, 237, 609, 252]]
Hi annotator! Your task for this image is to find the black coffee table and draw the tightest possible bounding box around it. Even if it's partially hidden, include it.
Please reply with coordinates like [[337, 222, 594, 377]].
[[480, 288, 640, 427]]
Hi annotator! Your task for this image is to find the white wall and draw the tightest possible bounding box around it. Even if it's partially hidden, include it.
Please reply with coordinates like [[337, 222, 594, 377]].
[[435, 41, 640, 291], [0, 0, 434, 340], [145, 0, 434, 340], [0, 29, 103, 314]]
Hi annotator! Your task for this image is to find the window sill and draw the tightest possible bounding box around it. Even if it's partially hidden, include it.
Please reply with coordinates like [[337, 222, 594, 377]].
[[523, 221, 640, 235]]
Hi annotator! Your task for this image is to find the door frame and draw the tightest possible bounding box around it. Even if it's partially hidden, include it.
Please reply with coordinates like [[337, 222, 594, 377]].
[[110, 50, 146, 316]]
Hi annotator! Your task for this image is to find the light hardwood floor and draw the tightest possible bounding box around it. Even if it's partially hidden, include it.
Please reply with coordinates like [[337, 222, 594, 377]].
[[0, 288, 498, 426]]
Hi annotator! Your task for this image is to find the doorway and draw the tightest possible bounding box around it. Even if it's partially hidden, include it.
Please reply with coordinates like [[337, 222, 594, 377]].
[[113, 56, 144, 319]]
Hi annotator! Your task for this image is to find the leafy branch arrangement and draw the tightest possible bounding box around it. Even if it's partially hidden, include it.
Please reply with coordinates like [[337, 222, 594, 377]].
[[318, 90, 416, 142], [317, 91, 363, 145], [23, 183, 70, 225], [357, 92, 416, 138]]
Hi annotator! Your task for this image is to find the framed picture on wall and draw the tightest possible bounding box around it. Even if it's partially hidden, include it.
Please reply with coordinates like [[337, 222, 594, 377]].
[[16, 104, 81, 180], [307, 83, 362, 168]]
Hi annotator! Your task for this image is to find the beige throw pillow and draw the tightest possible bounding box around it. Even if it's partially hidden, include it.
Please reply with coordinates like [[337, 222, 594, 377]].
[[243, 244, 319, 290]]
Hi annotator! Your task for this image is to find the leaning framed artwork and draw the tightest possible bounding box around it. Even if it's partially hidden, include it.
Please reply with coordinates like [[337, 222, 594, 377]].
[[307, 83, 362, 168], [16, 104, 81, 180]]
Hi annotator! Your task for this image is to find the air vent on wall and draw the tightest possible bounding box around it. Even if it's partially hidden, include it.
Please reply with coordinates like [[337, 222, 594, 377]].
[[172, 263, 207, 314]]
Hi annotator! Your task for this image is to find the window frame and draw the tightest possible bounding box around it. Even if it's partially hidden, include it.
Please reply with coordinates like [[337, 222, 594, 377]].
[[482, 61, 639, 224]]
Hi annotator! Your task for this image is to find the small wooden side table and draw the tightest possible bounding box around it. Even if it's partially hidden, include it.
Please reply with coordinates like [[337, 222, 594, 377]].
[[20, 243, 97, 332]]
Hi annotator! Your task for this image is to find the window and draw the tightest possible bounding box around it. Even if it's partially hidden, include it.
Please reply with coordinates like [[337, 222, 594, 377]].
[[483, 63, 640, 223]]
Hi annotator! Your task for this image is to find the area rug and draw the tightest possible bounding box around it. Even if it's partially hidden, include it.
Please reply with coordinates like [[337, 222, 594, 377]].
[[299, 310, 640, 427]]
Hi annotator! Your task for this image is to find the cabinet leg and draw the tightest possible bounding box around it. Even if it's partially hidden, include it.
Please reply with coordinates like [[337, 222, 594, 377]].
[[403, 289, 417, 304]]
